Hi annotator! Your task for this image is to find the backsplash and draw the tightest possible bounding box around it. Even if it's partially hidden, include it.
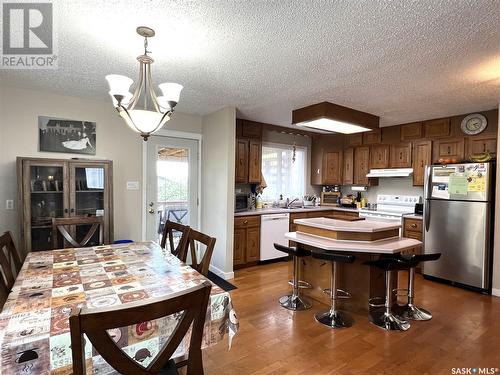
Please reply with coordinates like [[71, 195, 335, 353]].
[[342, 177, 424, 203]]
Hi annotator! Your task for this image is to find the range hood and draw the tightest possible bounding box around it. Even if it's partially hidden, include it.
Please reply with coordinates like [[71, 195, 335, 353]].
[[366, 168, 413, 178]]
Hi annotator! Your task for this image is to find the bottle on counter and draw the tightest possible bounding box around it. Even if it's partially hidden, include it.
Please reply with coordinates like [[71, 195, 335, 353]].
[[256, 195, 263, 209]]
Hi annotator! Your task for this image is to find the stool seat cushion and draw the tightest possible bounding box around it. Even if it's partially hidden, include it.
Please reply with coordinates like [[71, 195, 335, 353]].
[[273, 243, 310, 257], [399, 253, 441, 267], [363, 258, 407, 271], [311, 250, 355, 264]]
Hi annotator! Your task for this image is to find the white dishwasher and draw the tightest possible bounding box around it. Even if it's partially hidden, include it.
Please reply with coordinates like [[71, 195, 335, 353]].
[[260, 213, 290, 261]]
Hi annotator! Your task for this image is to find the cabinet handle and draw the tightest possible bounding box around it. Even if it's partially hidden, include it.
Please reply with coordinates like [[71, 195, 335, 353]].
[[399, 152, 402, 159], [410, 223, 417, 228], [483, 143, 486, 152], [64, 208, 68, 214], [243, 220, 248, 224], [70, 208, 75, 213], [447, 146, 451, 154], [421, 160, 424, 167]]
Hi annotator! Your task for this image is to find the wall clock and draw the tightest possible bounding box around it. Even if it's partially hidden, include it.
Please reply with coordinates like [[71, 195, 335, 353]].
[[461, 113, 487, 135]]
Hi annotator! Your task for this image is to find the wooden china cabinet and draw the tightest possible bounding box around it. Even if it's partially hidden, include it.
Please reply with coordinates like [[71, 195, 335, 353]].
[[17, 157, 114, 252]]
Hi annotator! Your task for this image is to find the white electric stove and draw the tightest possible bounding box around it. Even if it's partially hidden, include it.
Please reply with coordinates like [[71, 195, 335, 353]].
[[359, 195, 421, 225]]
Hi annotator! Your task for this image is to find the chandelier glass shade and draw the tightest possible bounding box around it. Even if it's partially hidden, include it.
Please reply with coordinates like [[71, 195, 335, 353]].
[[105, 27, 183, 141]]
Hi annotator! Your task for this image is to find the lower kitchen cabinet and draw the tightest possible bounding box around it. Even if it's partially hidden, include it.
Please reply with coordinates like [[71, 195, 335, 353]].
[[402, 217, 423, 273], [233, 215, 261, 269]]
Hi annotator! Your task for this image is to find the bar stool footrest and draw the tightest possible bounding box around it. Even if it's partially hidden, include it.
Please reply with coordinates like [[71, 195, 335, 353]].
[[392, 288, 409, 297], [288, 280, 312, 289], [368, 296, 386, 308]]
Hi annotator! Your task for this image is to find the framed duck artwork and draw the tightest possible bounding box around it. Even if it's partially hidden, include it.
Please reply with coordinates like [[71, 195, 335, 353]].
[[38, 116, 96, 155]]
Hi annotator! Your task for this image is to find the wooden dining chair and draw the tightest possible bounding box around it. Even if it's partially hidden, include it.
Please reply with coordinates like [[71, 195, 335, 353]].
[[70, 281, 212, 375], [160, 220, 190, 262], [187, 229, 216, 277], [0, 233, 17, 310], [0, 231, 23, 276], [52, 216, 104, 249]]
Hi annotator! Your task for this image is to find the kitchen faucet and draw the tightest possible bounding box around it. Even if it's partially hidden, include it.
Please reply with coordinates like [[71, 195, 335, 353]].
[[285, 198, 299, 208]]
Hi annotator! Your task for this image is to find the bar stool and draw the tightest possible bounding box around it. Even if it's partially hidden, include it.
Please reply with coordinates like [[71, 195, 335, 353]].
[[274, 243, 312, 311], [363, 258, 410, 331], [311, 250, 355, 328], [394, 253, 441, 321]]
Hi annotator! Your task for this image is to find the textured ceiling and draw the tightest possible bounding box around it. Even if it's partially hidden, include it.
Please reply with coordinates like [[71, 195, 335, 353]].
[[1, 0, 499, 128]]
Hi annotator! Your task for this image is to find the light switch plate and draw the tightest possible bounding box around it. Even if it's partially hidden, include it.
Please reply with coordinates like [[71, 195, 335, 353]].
[[126, 181, 140, 190], [5, 200, 14, 210]]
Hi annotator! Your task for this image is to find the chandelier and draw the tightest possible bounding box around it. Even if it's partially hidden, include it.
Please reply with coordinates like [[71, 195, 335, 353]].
[[105, 26, 183, 141]]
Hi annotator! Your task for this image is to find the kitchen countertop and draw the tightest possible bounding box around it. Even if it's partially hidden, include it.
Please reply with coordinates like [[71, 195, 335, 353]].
[[234, 205, 360, 217], [403, 214, 423, 220], [294, 217, 401, 233], [285, 232, 421, 254]]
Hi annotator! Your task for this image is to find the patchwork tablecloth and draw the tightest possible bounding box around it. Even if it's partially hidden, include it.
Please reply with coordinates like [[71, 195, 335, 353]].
[[0, 242, 238, 374]]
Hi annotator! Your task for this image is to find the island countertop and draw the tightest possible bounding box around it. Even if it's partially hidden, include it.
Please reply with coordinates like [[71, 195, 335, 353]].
[[285, 231, 421, 254], [293, 217, 401, 233]]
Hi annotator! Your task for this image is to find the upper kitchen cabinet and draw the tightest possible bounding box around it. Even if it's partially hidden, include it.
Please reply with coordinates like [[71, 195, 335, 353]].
[[362, 129, 382, 145], [248, 139, 262, 183], [343, 148, 354, 185], [390, 142, 412, 168], [323, 150, 343, 185], [467, 134, 497, 157], [400, 122, 423, 140], [353, 146, 372, 185], [235, 120, 262, 184], [369, 145, 390, 169], [311, 135, 344, 185], [412, 140, 432, 186], [423, 118, 450, 138], [433, 137, 465, 162], [346, 133, 363, 147], [235, 138, 249, 183]]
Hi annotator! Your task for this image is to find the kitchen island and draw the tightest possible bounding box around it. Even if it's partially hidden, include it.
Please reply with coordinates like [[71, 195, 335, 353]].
[[285, 217, 421, 313]]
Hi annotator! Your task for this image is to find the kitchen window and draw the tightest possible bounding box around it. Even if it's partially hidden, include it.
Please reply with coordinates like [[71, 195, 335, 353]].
[[261, 143, 306, 200]]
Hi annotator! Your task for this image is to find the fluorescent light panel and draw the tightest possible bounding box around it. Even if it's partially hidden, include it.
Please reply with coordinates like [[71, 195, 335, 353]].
[[296, 118, 371, 134]]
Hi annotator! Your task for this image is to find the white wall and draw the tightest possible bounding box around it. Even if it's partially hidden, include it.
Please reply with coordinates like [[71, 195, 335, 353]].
[[492, 104, 500, 297], [201, 107, 236, 280], [0, 85, 202, 254]]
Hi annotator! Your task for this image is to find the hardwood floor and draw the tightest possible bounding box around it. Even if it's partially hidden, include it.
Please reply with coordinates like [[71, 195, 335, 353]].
[[203, 261, 500, 375]]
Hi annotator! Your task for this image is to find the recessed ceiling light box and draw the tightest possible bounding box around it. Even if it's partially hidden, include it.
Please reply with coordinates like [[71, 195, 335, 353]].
[[292, 102, 379, 134]]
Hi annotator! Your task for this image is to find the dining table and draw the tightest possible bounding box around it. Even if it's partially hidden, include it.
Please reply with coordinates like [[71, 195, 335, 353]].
[[0, 241, 239, 374]]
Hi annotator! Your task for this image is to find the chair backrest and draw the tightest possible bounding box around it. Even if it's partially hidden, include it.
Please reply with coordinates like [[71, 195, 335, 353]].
[[0, 231, 23, 275], [0, 233, 17, 309], [187, 229, 216, 277], [70, 281, 212, 375], [52, 216, 104, 249], [160, 220, 190, 262]]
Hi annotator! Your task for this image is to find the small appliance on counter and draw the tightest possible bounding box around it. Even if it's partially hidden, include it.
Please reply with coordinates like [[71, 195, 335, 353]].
[[321, 191, 341, 206], [414, 203, 423, 215], [235, 192, 250, 212]]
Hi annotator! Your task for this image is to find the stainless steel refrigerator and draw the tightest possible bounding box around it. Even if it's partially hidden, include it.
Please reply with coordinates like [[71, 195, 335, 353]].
[[423, 162, 494, 292]]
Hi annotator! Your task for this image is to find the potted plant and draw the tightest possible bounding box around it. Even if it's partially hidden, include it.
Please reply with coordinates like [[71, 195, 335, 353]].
[[303, 195, 316, 207]]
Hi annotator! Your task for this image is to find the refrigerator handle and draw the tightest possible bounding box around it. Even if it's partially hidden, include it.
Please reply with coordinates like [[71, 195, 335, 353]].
[[424, 200, 431, 232], [424, 165, 432, 199]]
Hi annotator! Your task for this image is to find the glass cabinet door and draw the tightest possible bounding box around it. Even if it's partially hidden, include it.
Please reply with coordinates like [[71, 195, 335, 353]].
[[70, 163, 109, 246], [25, 161, 68, 251]]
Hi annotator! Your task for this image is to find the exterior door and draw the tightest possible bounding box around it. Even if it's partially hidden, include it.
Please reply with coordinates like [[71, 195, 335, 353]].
[[145, 135, 199, 243]]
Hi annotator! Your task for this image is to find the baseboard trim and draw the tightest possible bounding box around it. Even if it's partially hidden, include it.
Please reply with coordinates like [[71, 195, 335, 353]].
[[492, 288, 500, 297], [209, 265, 234, 280]]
